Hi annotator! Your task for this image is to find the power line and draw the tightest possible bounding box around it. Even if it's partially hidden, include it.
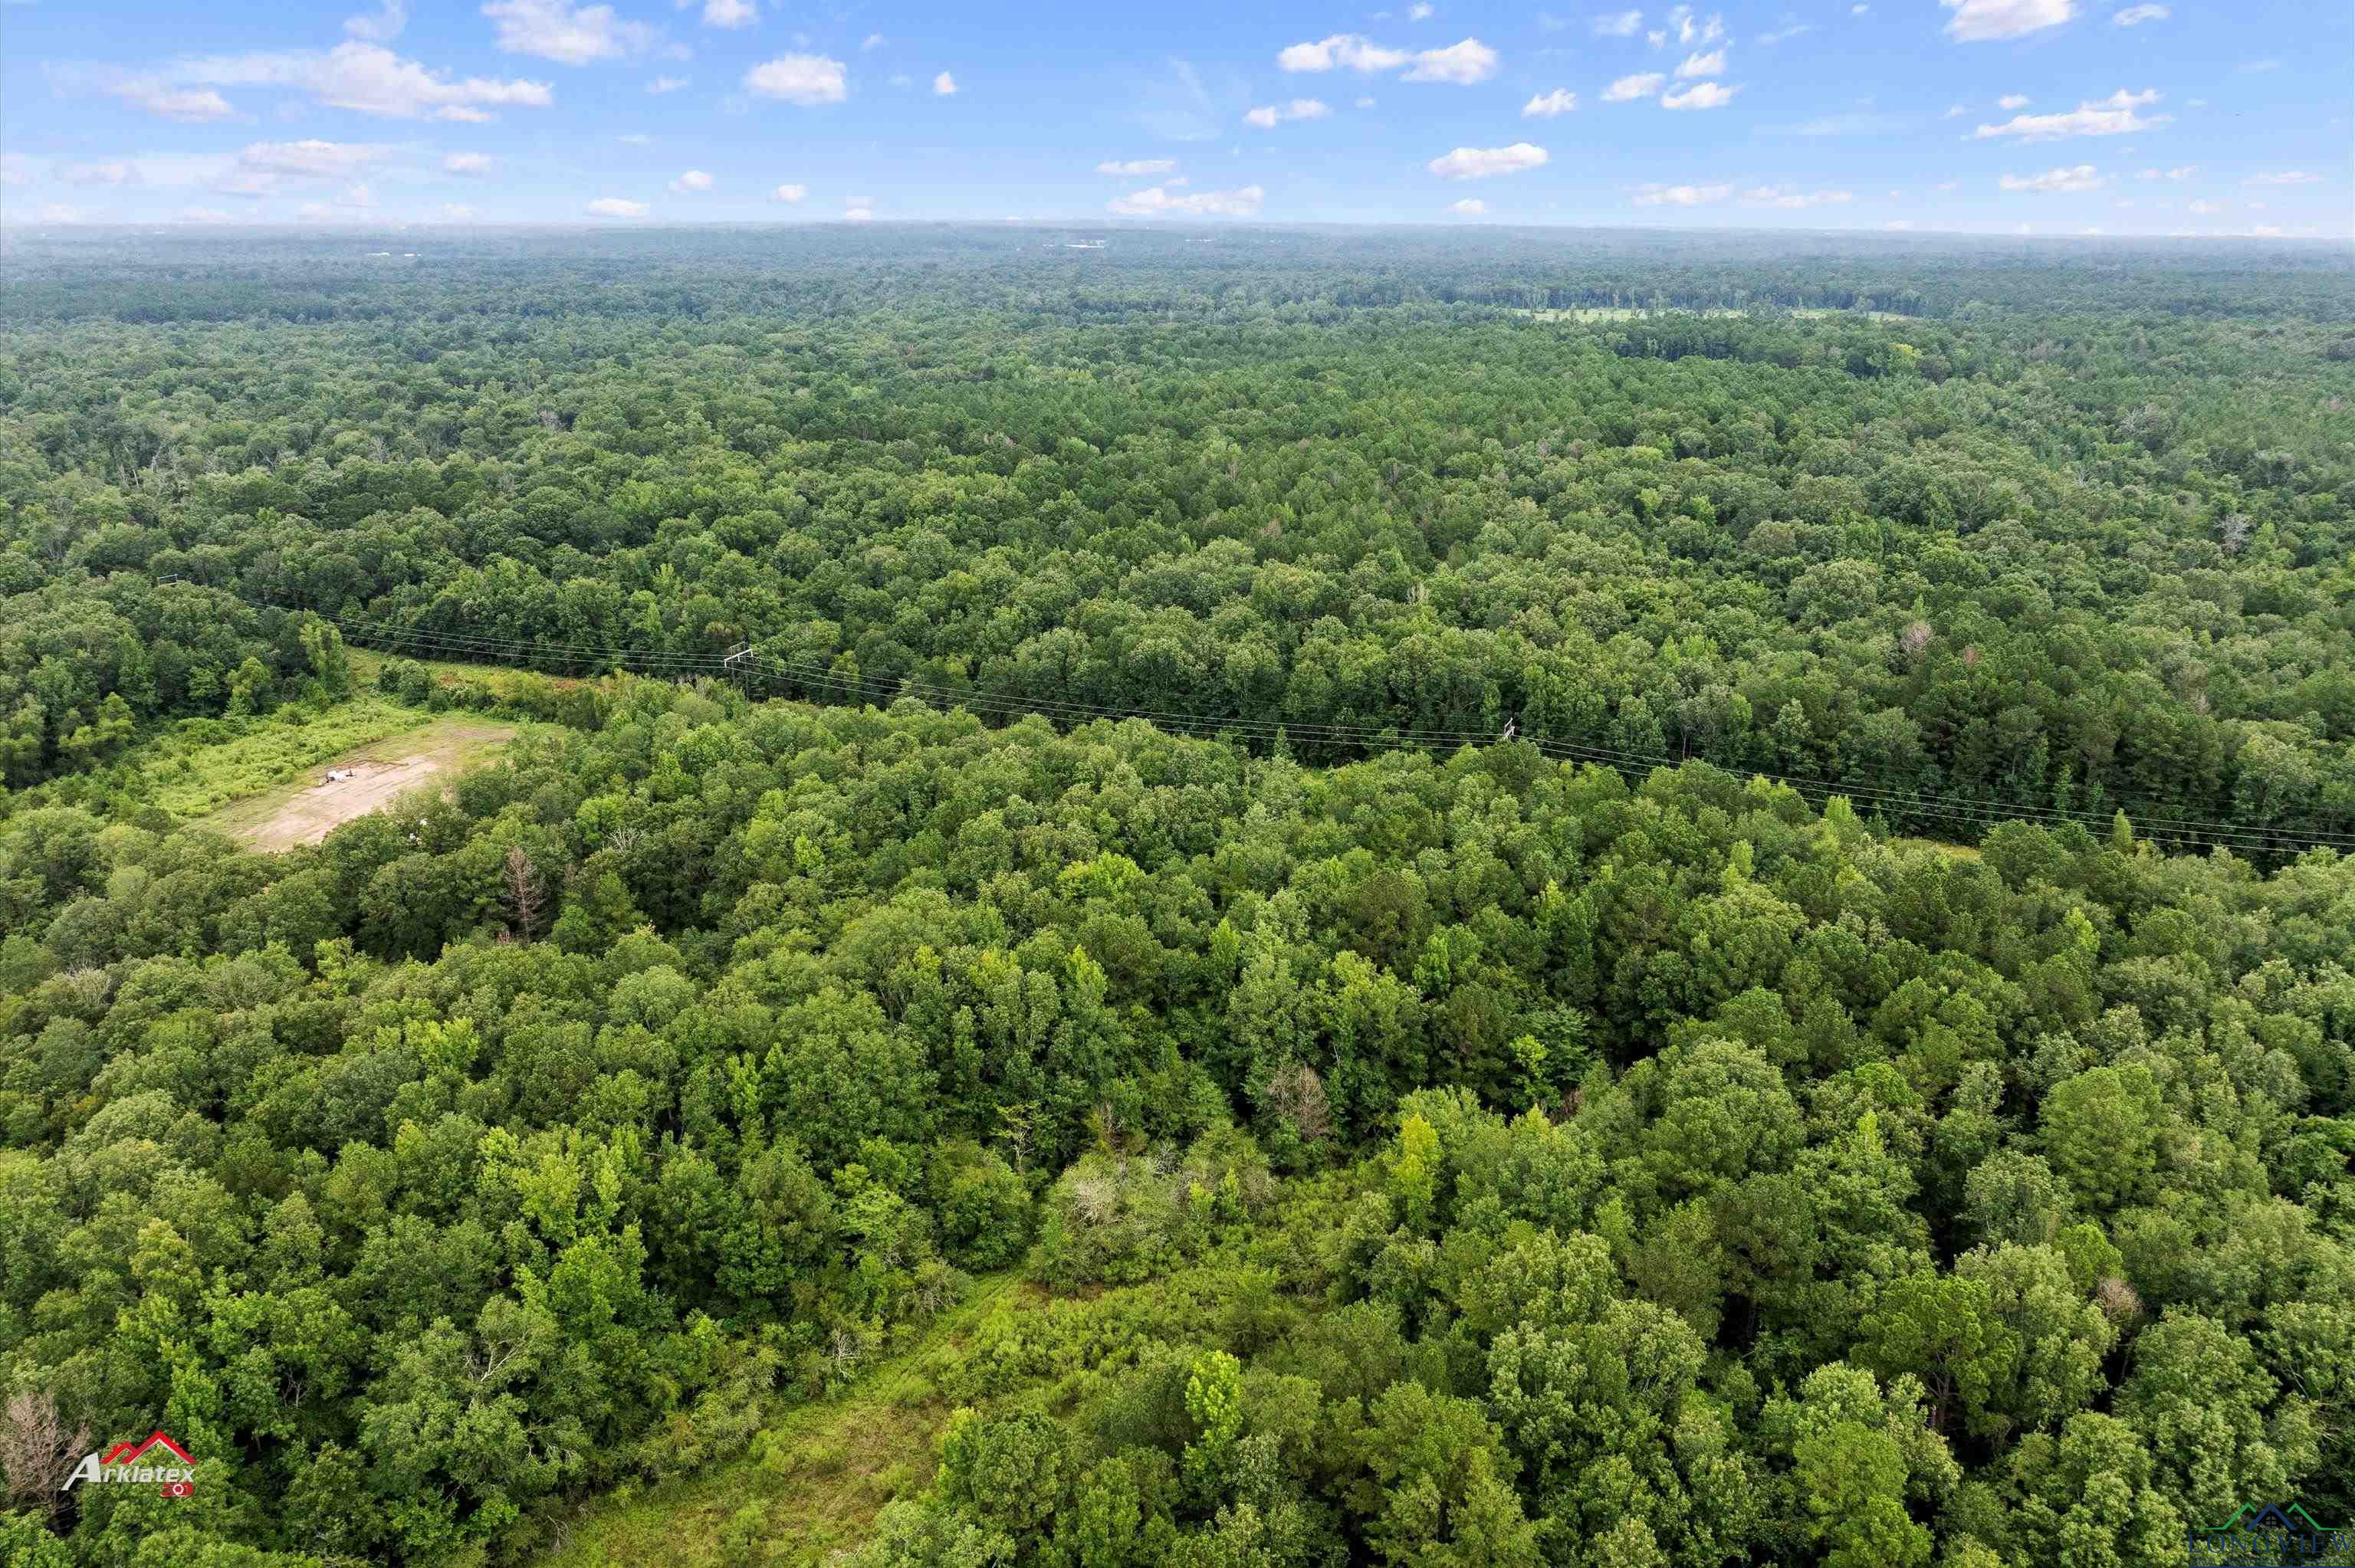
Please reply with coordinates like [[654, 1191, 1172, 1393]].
[[179, 583, 2355, 858]]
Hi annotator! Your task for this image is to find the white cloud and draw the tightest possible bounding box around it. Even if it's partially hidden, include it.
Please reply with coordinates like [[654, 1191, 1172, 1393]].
[[2246, 169, 2319, 184], [862, 32, 884, 49], [1523, 88, 1579, 116], [1604, 71, 1666, 100], [1106, 182, 1265, 216], [1742, 184, 1854, 206], [1756, 23, 1811, 41], [1669, 6, 1724, 44], [1591, 8, 1644, 34], [2112, 3, 2166, 21], [586, 196, 649, 215], [1632, 181, 1731, 205], [344, 0, 407, 41], [888, 73, 912, 88], [1448, 197, 1486, 214], [1647, 28, 1667, 45], [2137, 163, 2193, 179], [443, 151, 495, 175], [743, 53, 847, 103], [1675, 48, 1725, 77], [771, 182, 806, 202], [1942, 0, 2074, 41], [1427, 142, 1548, 179], [2189, 197, 2222, 214], [1974, 88, 2166, 140], [1661, 80, 1737, 108], [618, 132, 651, 143], [1411, 2, 1436, 16], [1404, 38, 1499, 83], [1999, 163, 2104, 192], [484, 0, 662, 64], [177, 205, 236, 222], [440, 202, 481, 220], [1997, 93, 2029, 109], [933, 71, 957, 95], [1098, 159, 1178, 175], [668, 168, 713, 192], [106, 82, 237, 121], [844, 206, 874, 221], [57, 161, 134, 185], [648, 74, 688, 92], [1278, 34, 1410, 71], [1244, 98, 1331, 127], [1356, 95, 1376, 107], [240, 139, 388, 178], [698, 0, 756, 27]]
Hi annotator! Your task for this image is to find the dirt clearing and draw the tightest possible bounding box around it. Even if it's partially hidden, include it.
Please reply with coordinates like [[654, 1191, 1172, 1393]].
[[200, 720, 517, 851]]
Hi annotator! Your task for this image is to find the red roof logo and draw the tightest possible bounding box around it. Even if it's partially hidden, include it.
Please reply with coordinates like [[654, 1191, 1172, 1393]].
[[100, 1432, 194, 1467]]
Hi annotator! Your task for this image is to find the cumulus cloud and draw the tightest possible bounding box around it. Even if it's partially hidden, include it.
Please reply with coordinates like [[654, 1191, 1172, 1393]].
[[1523, 88, 1579, 116], [1604, 71, 1666, 100], [1427, 142, 1548, 179], [1667, 6, 1724, 43], [1674, 48, 1725, 76], [1632, 182, 1731, 205], [94, 43, 554, 121], [105, 82, 237, 121], [1244, 98, 1331, 127], [344, 0, 407, 41], [1097, 158, 1178, 175], [2246, 169, 2318, 184], [240, 139, 389, 178], [2112, 3, 2166, 21], [1591, 8, 1644, 34], [586, 196, 649, 215], [1411, 2, 1435, 16], [648, 74, 688, 91], [668, 168, 713, 192], [1999, 163, 2104, 192], [1997, 93, 2029, 108], [1278, 34, 1410, 71], [862, 33, 885, 49], [697, 0, 756, 27], [57, 161, 135, 185], [933, 71, 956, 94], [1943, 0, 2074, 40], [1448, 197, 1486, 214], [1404, 38, 1499, 83], [484, 0, 663, 63], [1742, 184, 1854, 206], [1661, 80, 1737, 108], [743, 53, 847, 103], [1106, 182, 1265, 217], [844, 206, 874, 221], [771, 182, 806, 202], [443, 151, 495, 175], [1974, 88, 2166, 140]]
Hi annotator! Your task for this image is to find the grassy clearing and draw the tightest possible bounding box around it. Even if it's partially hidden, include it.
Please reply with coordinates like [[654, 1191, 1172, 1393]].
[[349, 647, 590, 700], [193, 717, 521, 850], [136, 696, 431, 819], [539, 1276, 1026, 1568]]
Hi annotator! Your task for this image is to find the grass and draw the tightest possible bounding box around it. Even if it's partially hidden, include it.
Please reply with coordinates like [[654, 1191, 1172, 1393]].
[[348, 647, 590, 700], [192, 717, 521, 850], [136, 695, 431, 819], [539, 1276, 1026, 1568]]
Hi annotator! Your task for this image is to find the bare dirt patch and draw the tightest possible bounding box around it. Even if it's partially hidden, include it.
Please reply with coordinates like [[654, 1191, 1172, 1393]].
[[202, 720, 517, 851]]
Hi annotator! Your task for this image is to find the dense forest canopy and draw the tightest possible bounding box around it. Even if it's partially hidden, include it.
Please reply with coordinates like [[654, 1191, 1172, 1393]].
[[0, 229, 2351, 1567]]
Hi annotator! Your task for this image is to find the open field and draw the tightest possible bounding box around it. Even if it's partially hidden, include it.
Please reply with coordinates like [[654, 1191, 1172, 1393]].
[[143, 696, 431, 819], [195, 717, 517, 850]]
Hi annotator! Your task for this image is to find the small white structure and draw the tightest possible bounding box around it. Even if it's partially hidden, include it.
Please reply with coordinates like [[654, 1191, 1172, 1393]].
[[325, 769, 355, 783]]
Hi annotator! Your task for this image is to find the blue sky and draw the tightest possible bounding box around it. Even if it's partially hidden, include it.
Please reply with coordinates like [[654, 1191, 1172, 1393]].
[[2, 0, 2348, 235]]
